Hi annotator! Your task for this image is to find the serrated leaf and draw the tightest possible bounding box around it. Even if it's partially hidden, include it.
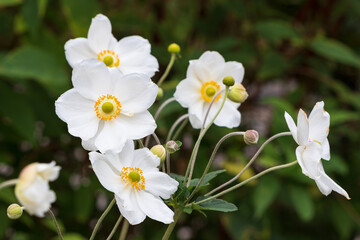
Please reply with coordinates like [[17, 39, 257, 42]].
[[289, 185, 314, 221], [189, 169, 226, 188], [310, 37, 360, 68], [196, 198, 237, 213], [253, 176, 280, 217]]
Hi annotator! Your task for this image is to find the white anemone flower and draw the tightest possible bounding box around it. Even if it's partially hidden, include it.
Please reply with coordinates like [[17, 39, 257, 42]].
[[89, 140, 179, 225], [174, 51, 244, 129], [285, 101, 350, 199], [55, 60, 158, 153], [65, 13, 158, 77], [15, 161, 61, 217]]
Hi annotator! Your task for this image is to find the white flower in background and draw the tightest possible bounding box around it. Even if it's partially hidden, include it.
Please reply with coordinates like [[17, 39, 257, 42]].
[[174, 51, 244, 129], [15, 161, 61, 217], [55, 60, 158, 153], [65, 14, 158, 77], [285, 101, 350, 199], [89, 140, 179, 225]]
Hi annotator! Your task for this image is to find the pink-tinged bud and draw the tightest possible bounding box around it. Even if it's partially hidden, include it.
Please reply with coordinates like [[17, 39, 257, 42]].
[[165, 140, 181, 154], [228, 83, 248, 103], [244, 130, 259, 145]]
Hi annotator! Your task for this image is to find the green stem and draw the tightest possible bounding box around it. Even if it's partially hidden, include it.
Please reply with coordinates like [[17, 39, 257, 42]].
[[106, 215, 123, 240], [137, 139, 144, 148], [119, 219, 130, 240], [157, 53, 176, 87], [186, 132, 245, 203], [48, 209, 64, 240], [205, 132, 292, 196], [193, 160, 298, 206], [89, 198, 116, 240], [162, 209, 182, 240], [166, 114, 189, 143], [172, 118, 189, 140], [184, 88, 229, 187], [0, 179, 18, 191]]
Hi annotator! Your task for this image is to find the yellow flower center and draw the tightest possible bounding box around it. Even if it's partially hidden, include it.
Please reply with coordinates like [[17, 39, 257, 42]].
[[94, 95, 121, 121], [200, 81, 221, 102], [97, 50, 120, 67], [120, 167, 145, 191]]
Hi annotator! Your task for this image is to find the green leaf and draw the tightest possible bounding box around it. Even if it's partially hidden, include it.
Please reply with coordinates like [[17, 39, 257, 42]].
[[253, 176, 280, 217], [330, 111, 360, 126], [258, 51, 290, 79], [196, 198, 237, 213], [0, 0, 22, 7], [289, 185, 314, 221], [189, 169, 226, 188], [310, 37, 360, 68], [330, 201, 354, 239], [255, 20, 300, 45], [0, 46, 69, 94]]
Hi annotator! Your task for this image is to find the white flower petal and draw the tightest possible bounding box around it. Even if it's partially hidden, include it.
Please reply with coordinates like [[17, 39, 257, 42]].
[[316, 164, 350, 199], [115, 193, 146, 225], [89, 152, 123, 193], [108, 140, 135, 167], [87, 14, 115, 52], [187, 61, 212, 83], [296, 109, 309, 146], [174, 78, 202, 108], [213, 99, 241, 128], [198, 51, 225, 74], [72, 60, 112, 100], [188, 101, 206, 129], [94, 120, 127, 153], [321, 138, 330, 161], [188, 113, 203, 129], [132, 148, 160, 171], [295, 145, 308, 176], [215, 61, 244, 84], [55, 89, 99, 140], [65, 38, 96, 68], [143, 172, 178, 199], [112, 73, 158, 114], [36, 161, 61, 181], [284, 112, 298, 144], [308, 101, 330, 143], [301, 141, 322, 179], [116, 111, 156, 140], [135, 190, 174, 224], [116, 36, 159, 77]]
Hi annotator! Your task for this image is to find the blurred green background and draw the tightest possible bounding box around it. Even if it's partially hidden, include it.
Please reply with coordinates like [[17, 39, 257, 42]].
[[0, 0, 359, 239]]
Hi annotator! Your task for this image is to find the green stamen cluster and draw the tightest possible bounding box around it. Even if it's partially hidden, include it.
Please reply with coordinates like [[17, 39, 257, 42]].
[[103, 56, 114, 67], [128, 171, 141, 183], [102, 102, 114, 114]]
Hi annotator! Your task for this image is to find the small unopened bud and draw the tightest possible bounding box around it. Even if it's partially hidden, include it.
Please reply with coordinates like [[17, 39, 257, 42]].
[[165, 140, 181, 154], [150, 145, 166, 162], [7, 204, 23, 220], [228, 83, 248, 103], [244, 130, 259, 145], [157, 88, 164, 100], [222, 76, 235, 87], [168, 43, 181, 54]]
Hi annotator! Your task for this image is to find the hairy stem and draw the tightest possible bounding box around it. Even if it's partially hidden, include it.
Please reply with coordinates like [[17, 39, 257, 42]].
[[90, 198, 116, 240]]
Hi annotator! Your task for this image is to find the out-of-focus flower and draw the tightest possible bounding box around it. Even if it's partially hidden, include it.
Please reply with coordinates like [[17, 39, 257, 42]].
[[15, 162, 61, 217], [174, 51, 244, 129], [285, 101, 349, 199], [65, 14, 158, 77], [55, 60, 157, 153], [90, 140, 179, 225]]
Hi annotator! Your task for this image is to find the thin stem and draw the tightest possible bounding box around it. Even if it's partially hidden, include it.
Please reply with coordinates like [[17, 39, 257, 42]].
[[0, 179, 18, 191], [201, 89, 225, 132], [172, 118, 188, 140], [90, 198, 116, 240], [157, 53, 176, 87], [206, 132, 292, 196], [186, 132, 245, 203], [106, 215, 123, 240], [137, 139, 144, 148], [152, 133, 161, 145], [166, 114, 189, 143], [162, 209, 182, 240], [48, 209, 64, 240], [119, 220, 129, 240], [193, 160, 298, 206], [166, 152, 171, 175], [184, 88, 229, 187]]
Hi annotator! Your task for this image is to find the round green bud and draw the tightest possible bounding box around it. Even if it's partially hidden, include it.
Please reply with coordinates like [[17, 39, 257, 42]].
[[168, 43, 181, 54], [205, 87, 216, 97], [7, 204, 23, 220], [103, 56, 114, 67], [222, 76, 235, 87], [156, 88, 164, 100], [165, 140, 179, 154], [228, 83, 248, 103], [128, 171, 141, 183], [102, 102, 114, 114], [244, 130, 259, 145], [150, 145, 166, 162]]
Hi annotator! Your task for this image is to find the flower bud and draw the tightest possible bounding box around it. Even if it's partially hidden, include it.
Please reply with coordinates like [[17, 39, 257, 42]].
[[150, 145, 166, 162], [168, 43, 181, 54], [7, 204, 23, 220], [228, 83, 248, 103], [165, 140, 181, 154], [244, 130, 259, 145], [222, 76, 235, 87], [156, 88, 164, 100]]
